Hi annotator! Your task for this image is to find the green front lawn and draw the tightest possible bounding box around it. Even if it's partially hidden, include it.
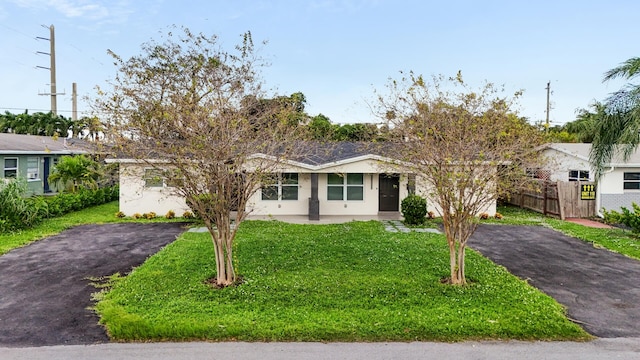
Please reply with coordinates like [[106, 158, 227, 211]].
[[95, 220, 589, 342], [489, 205, 640, 260]]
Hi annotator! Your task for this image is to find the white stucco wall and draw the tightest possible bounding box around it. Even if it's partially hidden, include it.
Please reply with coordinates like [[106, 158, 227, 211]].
[[118, 164, 190, 216], [600, 168, 625, 194], [247, 173, 312, 216], [413, 175, 497, 217], [541, 148, 592, 182], [117, 157, 497, 218]]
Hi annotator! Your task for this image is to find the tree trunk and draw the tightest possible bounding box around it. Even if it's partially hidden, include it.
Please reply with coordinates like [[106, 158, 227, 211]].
[[456, 242, 466, 285], [449, 241, 459, 284], [444, 216, 469, 286], [208, 221, 235, 287]]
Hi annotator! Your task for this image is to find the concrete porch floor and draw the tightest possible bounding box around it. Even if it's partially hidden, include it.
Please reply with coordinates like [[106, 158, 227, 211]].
[[245, 212, 403, 224]]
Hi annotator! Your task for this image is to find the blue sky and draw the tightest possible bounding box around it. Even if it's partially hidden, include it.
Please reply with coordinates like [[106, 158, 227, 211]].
[[0, 0, 637, 126]]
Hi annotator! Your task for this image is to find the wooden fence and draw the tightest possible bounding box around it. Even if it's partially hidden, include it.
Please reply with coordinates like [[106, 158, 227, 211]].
[[505, 180, 596, 219]]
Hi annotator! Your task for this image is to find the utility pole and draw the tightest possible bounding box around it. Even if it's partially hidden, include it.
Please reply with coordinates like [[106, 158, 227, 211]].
[[36, 24, 64, 115], [545, 81, 551, 133], [72, 82, 77, 121]]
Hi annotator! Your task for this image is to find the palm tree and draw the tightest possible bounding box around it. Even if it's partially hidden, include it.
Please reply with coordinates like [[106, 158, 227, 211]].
[[565, 102, 605, 143], [590, 57, 640, 178], [48, 155, 102, 192]]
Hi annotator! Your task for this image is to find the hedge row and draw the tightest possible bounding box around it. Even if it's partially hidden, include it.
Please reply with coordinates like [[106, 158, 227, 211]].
[[0, 181, 118, 233]]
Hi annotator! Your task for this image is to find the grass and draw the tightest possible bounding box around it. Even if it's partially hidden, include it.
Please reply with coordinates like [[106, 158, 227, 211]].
[[95, 220, 589, 342], [485, 205, 640, 260], [0, 201, 191, 255]]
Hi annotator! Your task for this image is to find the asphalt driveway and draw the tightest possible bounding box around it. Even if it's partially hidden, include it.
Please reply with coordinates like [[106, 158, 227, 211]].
[[470, 224, 640, 338], [0, 223, 187, 347]]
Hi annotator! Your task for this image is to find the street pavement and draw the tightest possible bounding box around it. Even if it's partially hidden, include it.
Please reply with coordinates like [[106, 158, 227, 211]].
[[1, 339, 639, 360]]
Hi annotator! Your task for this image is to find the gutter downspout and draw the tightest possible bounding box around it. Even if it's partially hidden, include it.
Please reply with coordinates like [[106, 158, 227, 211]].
[[596, 166, 615, 218]]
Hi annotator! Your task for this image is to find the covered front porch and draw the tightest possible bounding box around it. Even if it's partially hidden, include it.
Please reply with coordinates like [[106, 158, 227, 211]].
[[246, 211, 402, 224]]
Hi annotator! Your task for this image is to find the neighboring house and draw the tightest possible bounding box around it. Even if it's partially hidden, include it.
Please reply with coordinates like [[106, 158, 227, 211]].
[[0, 133, 89, 195], [541, 142, 640, 214], [111, 142, 498, 219]]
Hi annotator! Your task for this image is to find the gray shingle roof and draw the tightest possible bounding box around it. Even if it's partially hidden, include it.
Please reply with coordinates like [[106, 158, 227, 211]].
[[0, 133, 90, 154], [293, 142, 389, 166]]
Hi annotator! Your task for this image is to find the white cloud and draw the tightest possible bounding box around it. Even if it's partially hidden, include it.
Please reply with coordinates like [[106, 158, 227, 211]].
[[308, 0, 380, 13], [10, 0, 132, 22]]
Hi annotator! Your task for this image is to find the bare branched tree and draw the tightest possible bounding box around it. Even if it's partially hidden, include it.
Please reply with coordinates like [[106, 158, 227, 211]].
[[377, 71, 542, 285], [95, 27, 303, 287]]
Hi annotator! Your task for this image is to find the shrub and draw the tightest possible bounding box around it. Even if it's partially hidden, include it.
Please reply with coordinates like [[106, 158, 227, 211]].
[[115, 211, 126, 218], [0, 183, 119, 233], [494, 212, 503, 220], [602, 208, 622, 225], [165, 210, 176, 219], [132, 213, 143, 219], [427, 211, 436, 219], [608, 203, 640, 233], [144, 212, 157, 220], [0, 180, 46, 232], [479, 213, 490, 220], [401, 194, 427, 225], [182, 211, 194, 219]]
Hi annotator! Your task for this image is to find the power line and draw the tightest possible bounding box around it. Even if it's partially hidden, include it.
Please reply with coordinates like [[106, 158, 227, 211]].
[[0, 106, 90, 115], [0, 23, 37, 40]]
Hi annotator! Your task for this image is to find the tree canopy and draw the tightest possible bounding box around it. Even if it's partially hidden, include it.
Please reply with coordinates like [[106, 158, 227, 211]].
[[0, 111, 104, 140], [95, 27, 305, 287], [377, 71, 542, 285]]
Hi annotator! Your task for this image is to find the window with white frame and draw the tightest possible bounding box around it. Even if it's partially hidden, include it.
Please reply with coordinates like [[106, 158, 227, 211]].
[[261, 173, 298, 200], [27, 157, 39, 180], [327, 173, 364, 201], [3, 158, 17, 178], [144, 169, 164, 188], [623, 172, 640, 190], [568, 170, 589, 181]]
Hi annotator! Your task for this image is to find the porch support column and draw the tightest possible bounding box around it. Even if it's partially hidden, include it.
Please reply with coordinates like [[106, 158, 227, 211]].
[[309, 173, 320, 220]]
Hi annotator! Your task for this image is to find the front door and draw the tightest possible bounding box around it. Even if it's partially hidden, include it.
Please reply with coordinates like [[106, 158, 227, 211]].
[[379, 174, 400, 211], [43, 157, 51, 193]]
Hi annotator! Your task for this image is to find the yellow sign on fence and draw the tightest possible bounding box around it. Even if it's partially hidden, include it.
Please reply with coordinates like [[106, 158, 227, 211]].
[[580, 184, 596, 200]]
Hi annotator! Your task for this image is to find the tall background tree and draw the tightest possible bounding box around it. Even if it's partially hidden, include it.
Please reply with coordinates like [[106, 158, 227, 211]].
[[590, 57, 640, 178], [0, 111, 85, 138], [95, 27, 303, 287], [377, 71, 542, 285]]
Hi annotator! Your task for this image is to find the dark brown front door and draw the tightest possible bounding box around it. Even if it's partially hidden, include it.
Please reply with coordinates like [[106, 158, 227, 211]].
[[379, 174, 400, 211]]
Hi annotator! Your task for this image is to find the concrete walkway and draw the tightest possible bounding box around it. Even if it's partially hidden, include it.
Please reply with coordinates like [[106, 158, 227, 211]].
[[565, 217, 613, 229], [2, 339, 639, 360], [380, 220, 442, 233], [245, 212, 402, 224]]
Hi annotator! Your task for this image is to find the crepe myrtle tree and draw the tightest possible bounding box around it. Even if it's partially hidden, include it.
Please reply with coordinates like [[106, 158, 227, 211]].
[[95, 27, 304, 287], [376, 71, 542, 285]]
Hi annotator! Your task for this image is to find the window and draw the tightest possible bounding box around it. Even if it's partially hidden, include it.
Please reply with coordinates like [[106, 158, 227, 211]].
[[27, 157, 39, 180], [327, 173, 344, 200], [3, 158, 17, 178], [327, 173, 364, 201], [144, 169, 164, 188], [261, 173, 298, 200], [624, 172, 640, 190], [281, 173, 299, 200], [568, 170, 589, 182]]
